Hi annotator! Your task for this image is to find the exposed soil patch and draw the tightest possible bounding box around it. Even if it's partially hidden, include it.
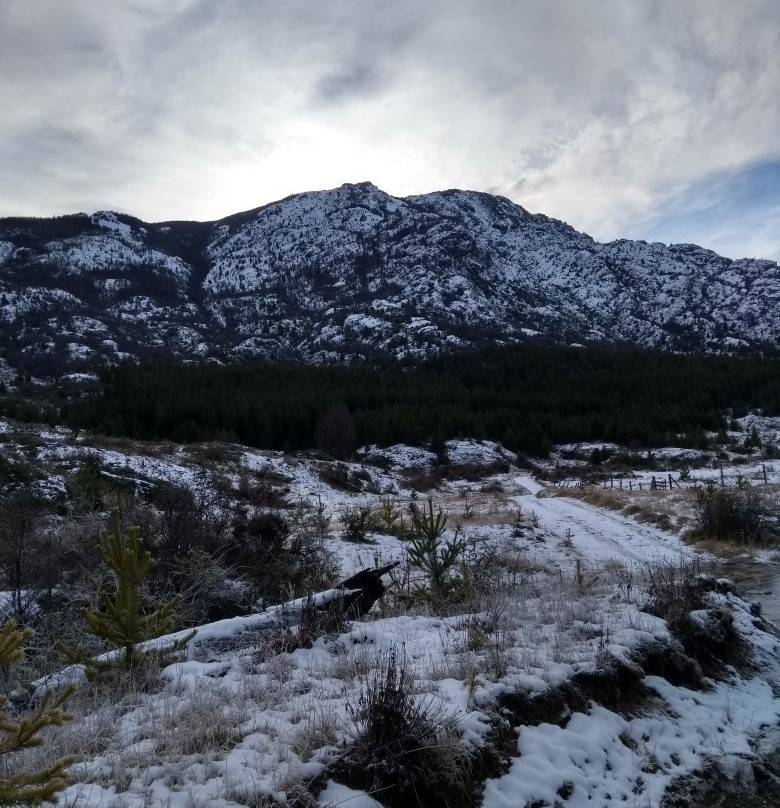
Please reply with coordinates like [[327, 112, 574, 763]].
[[497, 655, 654, 736], [662, 751, 780, 808]]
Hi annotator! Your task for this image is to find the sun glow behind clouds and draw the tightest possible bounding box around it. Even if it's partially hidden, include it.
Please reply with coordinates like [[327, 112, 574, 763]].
[[0, 0, 778, 260]]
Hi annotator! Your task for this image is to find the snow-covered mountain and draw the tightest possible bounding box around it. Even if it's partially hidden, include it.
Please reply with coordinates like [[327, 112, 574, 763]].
[[1, 182, 778, 376]]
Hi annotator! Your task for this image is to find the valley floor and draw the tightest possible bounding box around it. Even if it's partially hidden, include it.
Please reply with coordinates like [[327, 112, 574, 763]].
[[2, 423, 780, 808]]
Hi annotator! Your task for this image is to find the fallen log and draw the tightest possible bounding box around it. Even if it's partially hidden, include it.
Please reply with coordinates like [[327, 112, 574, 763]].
[[338, 561, 400, 617], [32, 562, 402, 697]]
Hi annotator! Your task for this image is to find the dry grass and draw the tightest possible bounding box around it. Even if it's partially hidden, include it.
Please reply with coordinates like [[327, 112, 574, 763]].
[[156, 688, 248, 756], [687, 537, 757, 559], [458, 502, 518, 527], [290, 707, 339, 760], [557, 485, 695, 534], [367, 491, 516, 534]]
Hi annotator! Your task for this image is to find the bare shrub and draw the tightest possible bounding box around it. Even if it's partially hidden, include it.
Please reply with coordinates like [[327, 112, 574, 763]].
[[230, 510, 340, 604], [644, 562, 749, 676], [169, 548, 250, 624], [317, 462, 370, 492], [400, 467, 445, 492], [143, 482, 232, 563], [246, 472, 292, 509], [336, 648, 471, 808], [690, 482, 774, 545]]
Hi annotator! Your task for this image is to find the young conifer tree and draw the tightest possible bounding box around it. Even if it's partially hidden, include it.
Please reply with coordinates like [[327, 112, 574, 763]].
[[62, 510, 187, 673], [0, 620, 74, 805]]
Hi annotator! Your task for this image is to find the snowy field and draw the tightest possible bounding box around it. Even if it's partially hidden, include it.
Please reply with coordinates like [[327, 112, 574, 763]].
[[2, 423, 780, 807]]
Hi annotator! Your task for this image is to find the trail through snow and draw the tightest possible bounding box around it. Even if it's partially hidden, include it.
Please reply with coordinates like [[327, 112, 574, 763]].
[[511, 474, 694, 566]]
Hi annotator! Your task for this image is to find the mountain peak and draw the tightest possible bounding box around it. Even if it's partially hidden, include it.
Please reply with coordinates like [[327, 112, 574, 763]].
[[339, 180, 381, 191], [0, 185, 778, 378]]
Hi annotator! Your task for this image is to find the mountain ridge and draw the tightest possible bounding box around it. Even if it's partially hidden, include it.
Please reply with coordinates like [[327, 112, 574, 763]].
[[1, 182, 778, 379]]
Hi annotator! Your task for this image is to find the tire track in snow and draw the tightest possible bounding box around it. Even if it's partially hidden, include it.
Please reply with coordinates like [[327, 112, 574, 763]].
[[510, 475, 695, 566]]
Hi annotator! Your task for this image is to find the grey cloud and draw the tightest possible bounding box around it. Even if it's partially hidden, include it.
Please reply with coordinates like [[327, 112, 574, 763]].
[[0, 0, 778, 257], [316, 64, 387, 104]]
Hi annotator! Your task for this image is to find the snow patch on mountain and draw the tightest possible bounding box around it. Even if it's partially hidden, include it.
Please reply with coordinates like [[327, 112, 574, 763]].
[[0, 241, 14, 265], [1, 183, 779, 376]]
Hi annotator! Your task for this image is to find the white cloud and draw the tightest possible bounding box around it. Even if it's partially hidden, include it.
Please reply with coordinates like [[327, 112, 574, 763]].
[[0, 0, 778, 258]]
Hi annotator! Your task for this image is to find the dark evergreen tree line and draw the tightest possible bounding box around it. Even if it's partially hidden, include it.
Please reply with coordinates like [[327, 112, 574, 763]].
[[51, 344, 780, 455]]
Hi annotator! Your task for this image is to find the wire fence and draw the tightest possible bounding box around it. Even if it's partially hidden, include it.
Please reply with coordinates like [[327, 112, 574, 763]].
[[552, 464, 775, 492]]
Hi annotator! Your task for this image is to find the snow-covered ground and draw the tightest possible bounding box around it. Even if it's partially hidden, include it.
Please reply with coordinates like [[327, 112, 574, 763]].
[[48, 473, 780, 808], [2, 423, 780, 807]]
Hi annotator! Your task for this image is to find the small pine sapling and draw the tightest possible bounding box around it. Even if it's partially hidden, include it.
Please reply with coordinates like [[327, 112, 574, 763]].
[[512, 506, 527, 536], [376, 496, 404, 536], [407, 500, 466, 596], [312, 496, 331, 539], [0, 620, 74, 806], [340, 506, 374, 543], [60, 510, 192, 674]]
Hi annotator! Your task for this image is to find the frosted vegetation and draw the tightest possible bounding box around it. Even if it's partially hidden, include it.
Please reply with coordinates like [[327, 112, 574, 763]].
[[0, 416, 779, 807]]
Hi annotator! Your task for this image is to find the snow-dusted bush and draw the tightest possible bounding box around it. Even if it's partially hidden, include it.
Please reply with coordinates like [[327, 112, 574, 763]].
[[691, 481, 774, 545], [337, 648, 470, 807], [645, 562, 749, 677]]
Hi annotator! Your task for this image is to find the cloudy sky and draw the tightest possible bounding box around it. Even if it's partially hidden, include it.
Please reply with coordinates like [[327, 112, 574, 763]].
[[1, 0, 778, 260]]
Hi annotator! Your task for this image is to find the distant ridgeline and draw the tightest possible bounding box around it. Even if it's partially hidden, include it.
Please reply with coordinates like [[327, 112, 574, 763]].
[[2, 185, 780, 381], [51, 344, 780, 456]]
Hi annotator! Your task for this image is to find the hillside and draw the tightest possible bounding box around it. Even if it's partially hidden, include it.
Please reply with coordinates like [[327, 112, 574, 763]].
[[1, 415, 780, 807], [1, 183, 779, 379]]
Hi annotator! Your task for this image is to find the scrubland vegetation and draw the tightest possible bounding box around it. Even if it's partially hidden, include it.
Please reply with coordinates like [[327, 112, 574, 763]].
[[0, 409, 779, 806]]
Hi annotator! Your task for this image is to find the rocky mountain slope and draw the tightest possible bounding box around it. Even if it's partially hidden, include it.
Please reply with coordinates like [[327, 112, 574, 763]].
[[1, 182, 778, 378]]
